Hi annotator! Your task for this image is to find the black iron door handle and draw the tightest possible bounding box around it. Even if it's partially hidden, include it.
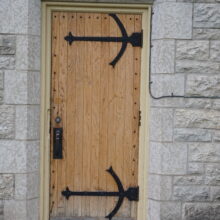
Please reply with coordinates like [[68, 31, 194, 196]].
[[53, 128, 63, 159]]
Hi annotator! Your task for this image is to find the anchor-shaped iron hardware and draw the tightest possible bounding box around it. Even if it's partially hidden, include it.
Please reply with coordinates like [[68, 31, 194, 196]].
[[64, 14, 143, 67], [62, 166, 139, 220]]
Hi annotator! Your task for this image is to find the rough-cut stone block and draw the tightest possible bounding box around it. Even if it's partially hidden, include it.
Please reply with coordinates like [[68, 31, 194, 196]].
[[173, 176, 203, 185], [174, 128, 212, 142], [151, 74, 185, 97], [150, 142, 187, 174], [0, 201, 3, 220], [0, 35, 16, 55], [193, 28, 220, 40], [15, 172, 39, 199], [160, 202, 182, 220], [194, 4, 220, 28], [0, 174, 14, 199], [152, 3, 192, 39], [0, 71, 3, 103], [213, 131, 220, 142], [184, 99, 212, 109], [16, 35, 40, 71], [176, 60, 220, 73], [205, 164, 220, 185], [189, 143, 220, 162], [188, 163, 204, 175], [150, 108, 173, 142], [186, 75, 220, 97], [176, 40, 209, 60], [0, 105, 15, 139], [173, 186, 210, 201], [184, 203, 220, 220], [0, 141, 26, 173], [210, 41, 220, 61], [16, 105, 40, 140], [174, 109, 220, 129], [4, 70, 28, 104], [0, 56, 15, 69], [151, 40, 175, 74], [149, 175, 172, 200]]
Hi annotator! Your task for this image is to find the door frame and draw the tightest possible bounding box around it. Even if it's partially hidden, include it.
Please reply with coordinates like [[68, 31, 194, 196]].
[[40, 2, 151, 220]]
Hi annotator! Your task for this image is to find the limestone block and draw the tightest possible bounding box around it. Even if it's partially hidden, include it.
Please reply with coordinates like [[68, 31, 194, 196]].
[[5, 70, 28, 104], [205, 164, 220, 185], [151, 40, 175, 74], [183, 203, 220, 220], [210, 41, 220, 61], [0, 174, 14, 199], [0, 0, 28, 34], [4, 200, 26, 220], [26, 141, 40, 172], [27, 71, 40, 104], [0, 56, 15, 69], [173, 186, 210, 201], [28, 0, 41, 35], [15, 172, 39, 200], [151, 74, 185, 97], [148, 200, 160, 220], [173, 176, 203, 185], [193, 28, 220, 40], [186, 75, 220, 97], [16, 105, 40, 140], [174, 128, 212, 142], [188, 163, 204, 175], [174, 109, 220, 129], [27, 198, 39, 220], [150, 108, 173, 142], [152, 3, 192, 39], [160, 202, 182, 220], [176, 60, 220, 73], [0, 105, 15, 139], [176, 40, 209, 60], [0, 35, 16, 55], [210, 186, 220, 201], [150, 142, 187, 175], [16, 35, 40, 71], [0, 201, 3, 220], [149, 174, 172, 200], [0, 141, 26, 173], [5, 71, 40, 104], [194, 4, 220, 28], [189, 143, 220, 162]]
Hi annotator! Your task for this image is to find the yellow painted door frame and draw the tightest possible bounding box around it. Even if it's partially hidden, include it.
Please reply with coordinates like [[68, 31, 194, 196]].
[[40, 2, 151, 220]]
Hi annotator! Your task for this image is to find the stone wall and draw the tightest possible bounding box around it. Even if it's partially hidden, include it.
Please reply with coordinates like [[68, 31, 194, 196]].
[[0, 0, 41, 220], [150, 0, 220, 220]]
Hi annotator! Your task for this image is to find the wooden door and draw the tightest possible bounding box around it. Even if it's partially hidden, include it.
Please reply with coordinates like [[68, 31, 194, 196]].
[[50, 11, 142, 220]]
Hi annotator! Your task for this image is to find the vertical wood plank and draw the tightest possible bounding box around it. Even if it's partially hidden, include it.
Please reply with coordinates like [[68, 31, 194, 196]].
[[81, 12, 93, 216], [50, 11, 60, 217], [56, 11, 68, 217], [97, 13, 110, 217], [66, 11, 77, 216], [131, 14, 142, 219], [90, 13, 101, 217]]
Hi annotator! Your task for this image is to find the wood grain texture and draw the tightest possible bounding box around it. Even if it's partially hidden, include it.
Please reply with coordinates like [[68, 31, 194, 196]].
[[50, 12, 142, 219]]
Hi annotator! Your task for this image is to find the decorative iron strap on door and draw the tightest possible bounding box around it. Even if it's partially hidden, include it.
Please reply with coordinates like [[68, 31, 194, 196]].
[[64, 13, 143, 67], [62, 166, 139, 220]]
